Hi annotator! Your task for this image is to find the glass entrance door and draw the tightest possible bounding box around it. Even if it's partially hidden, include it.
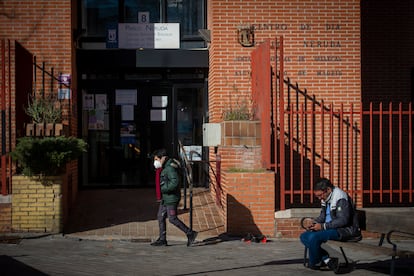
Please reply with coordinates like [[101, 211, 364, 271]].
[[174, 84, 206, 187], [81, 83, 205, 188], [81, 88, 147, 187], [81, 85, 174, 188], [174, 85, 204, 149]]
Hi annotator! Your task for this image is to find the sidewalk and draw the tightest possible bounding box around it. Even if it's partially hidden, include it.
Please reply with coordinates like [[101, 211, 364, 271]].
[[2, 234, 414, 276], [2, 188, 414, 275]]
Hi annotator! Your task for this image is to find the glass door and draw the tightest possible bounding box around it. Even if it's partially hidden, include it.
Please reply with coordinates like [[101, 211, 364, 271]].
[[173, 84, 206, 187], [80, 83, 206, 188], [81, 85, 174, 188]]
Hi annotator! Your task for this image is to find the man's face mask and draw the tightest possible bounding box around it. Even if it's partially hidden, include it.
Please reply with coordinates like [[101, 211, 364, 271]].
[[153, 160, 162, 169]]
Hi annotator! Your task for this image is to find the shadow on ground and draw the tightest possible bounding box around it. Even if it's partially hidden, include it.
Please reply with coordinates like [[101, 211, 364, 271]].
[[0, 255, 48, 276], [65, 188, 159, 234]]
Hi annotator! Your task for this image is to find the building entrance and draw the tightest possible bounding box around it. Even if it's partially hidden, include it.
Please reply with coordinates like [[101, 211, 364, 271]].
[[80, 83, 205, 188]]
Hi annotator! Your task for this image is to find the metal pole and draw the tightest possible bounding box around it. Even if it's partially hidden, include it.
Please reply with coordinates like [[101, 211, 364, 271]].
[[189, 169, 193, 230], [183, 164, 187, 210]]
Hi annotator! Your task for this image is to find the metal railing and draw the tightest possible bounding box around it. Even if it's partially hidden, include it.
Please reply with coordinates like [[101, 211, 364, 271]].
[[251, 37, 414, 210]]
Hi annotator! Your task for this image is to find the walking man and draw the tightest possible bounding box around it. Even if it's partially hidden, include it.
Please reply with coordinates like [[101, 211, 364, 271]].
[[150, 148, 198, 246]]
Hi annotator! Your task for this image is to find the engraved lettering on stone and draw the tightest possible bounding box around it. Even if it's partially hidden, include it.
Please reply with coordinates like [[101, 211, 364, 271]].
[[303, 41, 341, 47], [300, 24, 311, 30], [316, 70, 342, 76], [314, 56, 342, 62], [235, 70, 250, 76], [252, 23, 288, 30], [326, 24, 340, 30], [234, 56, 251, 62]]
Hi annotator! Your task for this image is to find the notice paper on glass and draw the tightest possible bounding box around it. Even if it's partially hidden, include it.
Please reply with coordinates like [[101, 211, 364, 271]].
[[83, 94, 94, 110], [183, 145, 202, 161], [95, 94, 107, 110], [116, 89, 137, 105], [150, 109, 166, 121], [152, 96, 168, 108], [122, 105, 134, 121], [95, 110, 105, 129]]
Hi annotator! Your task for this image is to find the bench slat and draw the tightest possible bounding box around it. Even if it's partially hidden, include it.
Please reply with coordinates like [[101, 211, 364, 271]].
[[327, 240, 414, 258]]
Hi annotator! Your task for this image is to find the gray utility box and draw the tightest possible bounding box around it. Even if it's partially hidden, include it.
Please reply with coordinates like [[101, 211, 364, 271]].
[[202, 123, 221, 147]]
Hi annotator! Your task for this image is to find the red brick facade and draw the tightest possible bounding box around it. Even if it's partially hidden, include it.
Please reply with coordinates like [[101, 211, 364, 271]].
[[0, 202, 11, 232], [0, 1, 77, 232], [208, 0, 361, 237], [0, 0, 74, 141], [222, 171, 275, 237], [0, 0, 411, 237], [208, 0, 361, 124]]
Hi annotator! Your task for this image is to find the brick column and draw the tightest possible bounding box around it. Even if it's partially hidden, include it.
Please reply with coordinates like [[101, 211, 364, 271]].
[[12, 175, 63, 233], [223, 170, 275, 237]]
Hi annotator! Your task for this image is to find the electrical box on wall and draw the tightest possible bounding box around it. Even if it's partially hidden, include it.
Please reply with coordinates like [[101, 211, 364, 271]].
[[202, 123, 221, 147]]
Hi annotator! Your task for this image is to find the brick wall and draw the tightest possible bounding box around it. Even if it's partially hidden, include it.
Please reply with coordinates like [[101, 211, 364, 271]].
[[0, 0, 74, 140], [12, 175, 63, 233], [208, 0, 361, 123], [0, 202, 11, 232], [0, 1, 72, 69], [208, 0, 361, 238], [275, 218, 304, 239], [219, 120, 262, 170], [0, 1, 78, 225], [222, 171, 275, 237]]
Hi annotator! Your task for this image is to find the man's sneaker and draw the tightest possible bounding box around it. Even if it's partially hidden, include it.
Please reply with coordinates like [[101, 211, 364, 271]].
[[309, 265, 321, 270], [186, 231, 198, 246], [150, 239, 167, 246], [308, 261, 324, 270], [327, 257, 339, 272]]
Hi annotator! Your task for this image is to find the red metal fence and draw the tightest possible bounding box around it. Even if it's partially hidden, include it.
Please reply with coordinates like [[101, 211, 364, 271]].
[[252, 37, 414, 210], [251, 40, 272, 168], [0, 39, 12, 195]]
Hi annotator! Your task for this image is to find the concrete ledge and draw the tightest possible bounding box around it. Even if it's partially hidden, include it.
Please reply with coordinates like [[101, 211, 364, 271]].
[[0, 195, 11, 204], [275, 208, 319, 219], [275, 207, 414, 219]]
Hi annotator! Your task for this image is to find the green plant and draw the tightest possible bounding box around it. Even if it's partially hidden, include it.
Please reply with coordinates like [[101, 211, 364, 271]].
[[25, 94, 62, 124], [222, 102, 252, 120], [11, 136, 87, 176], [222, 83, 254, 120]]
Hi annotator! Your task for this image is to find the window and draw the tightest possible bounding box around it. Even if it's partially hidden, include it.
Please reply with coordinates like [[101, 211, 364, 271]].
[[82, 0, 119, 37], [167, 0, 205, 38], [81, 0, 206, 45]]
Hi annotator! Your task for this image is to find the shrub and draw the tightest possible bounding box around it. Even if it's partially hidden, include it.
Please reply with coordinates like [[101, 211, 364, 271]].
[[11, 136, 87, 176]]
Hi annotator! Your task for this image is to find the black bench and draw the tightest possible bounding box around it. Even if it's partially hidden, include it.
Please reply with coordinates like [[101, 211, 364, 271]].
[[326, 230, 414, 275], [303, 209, 414, 275]]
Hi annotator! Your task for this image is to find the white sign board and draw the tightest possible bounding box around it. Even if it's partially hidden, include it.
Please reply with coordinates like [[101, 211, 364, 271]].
[[118, 23, 180, 49]]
